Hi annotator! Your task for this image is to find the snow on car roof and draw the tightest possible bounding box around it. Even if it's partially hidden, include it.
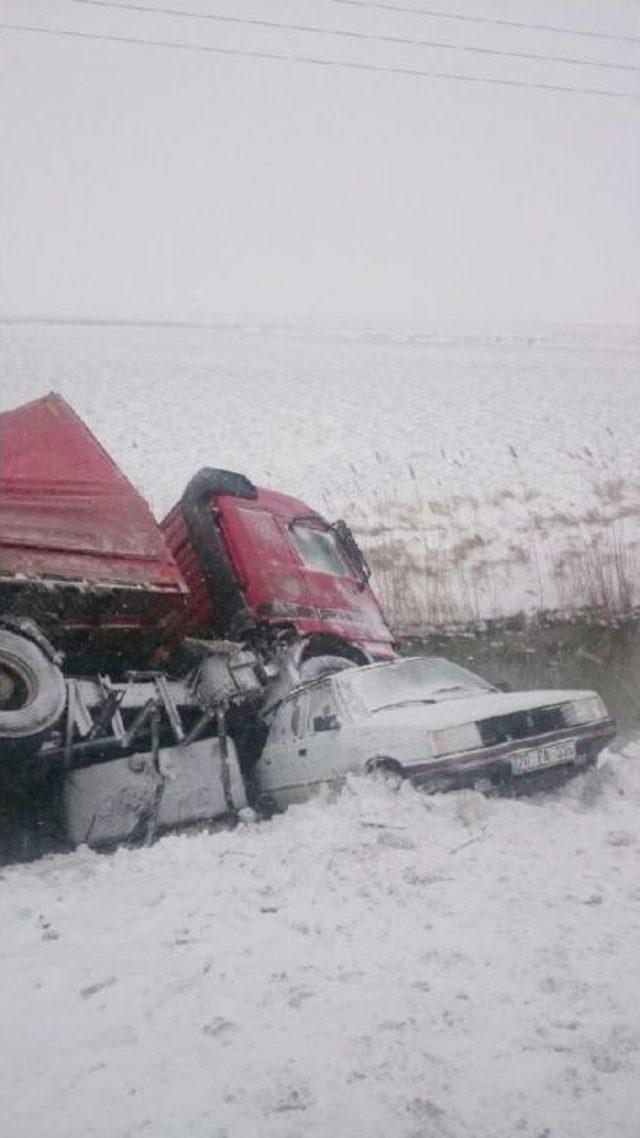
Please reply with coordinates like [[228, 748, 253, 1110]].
[[279, 656, 484, 702], [272, 657, 598, 730]]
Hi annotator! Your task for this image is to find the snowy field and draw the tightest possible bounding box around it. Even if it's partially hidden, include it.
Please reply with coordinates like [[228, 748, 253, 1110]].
[[1, 744, 638, 1138], [1, 319, 638, 624]]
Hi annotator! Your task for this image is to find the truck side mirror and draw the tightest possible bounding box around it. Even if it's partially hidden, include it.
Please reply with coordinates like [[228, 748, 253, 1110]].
[[332, 520, 371, 585]]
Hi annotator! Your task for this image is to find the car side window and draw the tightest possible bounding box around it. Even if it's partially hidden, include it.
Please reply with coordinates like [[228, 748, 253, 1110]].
[[305, 683, 341, 735]]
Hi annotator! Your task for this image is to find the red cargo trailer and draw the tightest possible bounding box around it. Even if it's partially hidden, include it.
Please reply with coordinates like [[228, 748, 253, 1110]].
[[0, 393, 188, 663]]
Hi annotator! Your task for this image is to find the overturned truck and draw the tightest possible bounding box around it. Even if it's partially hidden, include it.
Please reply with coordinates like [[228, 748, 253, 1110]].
[[0, 394, 395, 855]]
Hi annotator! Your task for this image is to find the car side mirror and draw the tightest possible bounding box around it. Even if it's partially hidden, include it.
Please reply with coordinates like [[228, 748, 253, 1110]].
[[495, 680, 511, 692], [313, 714, 340, 732]]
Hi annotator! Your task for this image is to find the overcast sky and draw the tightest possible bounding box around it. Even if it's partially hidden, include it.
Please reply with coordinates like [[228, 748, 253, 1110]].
[[1, 0, 638, 324]]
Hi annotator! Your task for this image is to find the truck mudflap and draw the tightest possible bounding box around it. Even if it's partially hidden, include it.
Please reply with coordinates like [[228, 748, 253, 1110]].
[[63, 736, 247, 848]]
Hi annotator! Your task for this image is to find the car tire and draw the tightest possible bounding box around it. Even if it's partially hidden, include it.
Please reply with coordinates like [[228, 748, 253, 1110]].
[[0, 630, 66, 747], [298, 654, 358, 683], [254, 792, 279, 819], [365, 756, 404, 790]]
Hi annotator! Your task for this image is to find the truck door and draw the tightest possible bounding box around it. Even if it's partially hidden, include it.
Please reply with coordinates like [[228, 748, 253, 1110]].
[[288, 520, 388, 643], [219, 503, 312, 618]]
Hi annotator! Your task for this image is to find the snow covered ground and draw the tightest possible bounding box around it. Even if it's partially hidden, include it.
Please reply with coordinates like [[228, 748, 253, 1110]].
[[1, 319, 638, 624], [0, 744, 638, 1138]]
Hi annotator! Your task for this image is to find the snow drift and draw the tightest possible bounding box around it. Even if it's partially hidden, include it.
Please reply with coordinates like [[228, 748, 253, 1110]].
[[1, 744, 638, 1138]]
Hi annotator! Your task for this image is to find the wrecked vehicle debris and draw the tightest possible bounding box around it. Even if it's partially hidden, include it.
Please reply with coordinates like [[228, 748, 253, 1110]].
[[0, 393, 395, 856], [0, 394, 618, 859]]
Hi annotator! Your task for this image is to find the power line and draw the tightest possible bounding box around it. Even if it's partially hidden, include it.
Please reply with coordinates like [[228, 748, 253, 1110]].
[[324, 0, 640, 47], [1, 20, 638, 99], [70, 0, 640, 73]]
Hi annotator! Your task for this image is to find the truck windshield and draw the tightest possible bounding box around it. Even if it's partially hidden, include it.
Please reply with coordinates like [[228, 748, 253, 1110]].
[[290, 524, 350, 577], [339, 657, 495, 712]]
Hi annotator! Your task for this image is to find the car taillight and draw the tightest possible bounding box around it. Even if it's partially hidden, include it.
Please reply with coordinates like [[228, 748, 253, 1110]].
[[430, 723, 481, 757], [562, 696, 609, 727]]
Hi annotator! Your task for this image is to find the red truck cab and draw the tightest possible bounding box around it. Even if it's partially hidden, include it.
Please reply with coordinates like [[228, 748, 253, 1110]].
[[162, 470, 396, 667]]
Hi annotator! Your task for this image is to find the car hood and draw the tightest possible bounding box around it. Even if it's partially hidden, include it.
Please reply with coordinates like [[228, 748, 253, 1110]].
[[369, 688, 600, 732]]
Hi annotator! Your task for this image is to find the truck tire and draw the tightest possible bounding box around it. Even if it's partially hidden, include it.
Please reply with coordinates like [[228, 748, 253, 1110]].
[[299, 655, 358, 683], [0, 630, 66, 744]]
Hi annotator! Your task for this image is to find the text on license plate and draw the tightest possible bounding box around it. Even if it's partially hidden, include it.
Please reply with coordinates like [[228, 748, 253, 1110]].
[[511, 739, 576, 775]]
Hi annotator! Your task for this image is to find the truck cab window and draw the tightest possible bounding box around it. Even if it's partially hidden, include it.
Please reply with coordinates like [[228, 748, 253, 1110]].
[[290, 525, 350, 577]]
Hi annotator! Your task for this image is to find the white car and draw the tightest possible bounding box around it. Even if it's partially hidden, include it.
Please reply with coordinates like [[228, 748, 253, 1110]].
[[252, 656, 616, 811]]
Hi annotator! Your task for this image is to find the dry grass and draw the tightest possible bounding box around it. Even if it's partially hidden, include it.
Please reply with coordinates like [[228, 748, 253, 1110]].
[[551, 524, 639, 618], [361, 535, 483, 631], [363, 523, 639, 633], [342, 451, 640, 633]]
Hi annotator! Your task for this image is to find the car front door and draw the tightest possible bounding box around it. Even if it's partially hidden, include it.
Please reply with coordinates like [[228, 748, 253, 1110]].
[[295, 681, 353, 795], [254, 693, 307, 809], [256, 681, 348, 809]]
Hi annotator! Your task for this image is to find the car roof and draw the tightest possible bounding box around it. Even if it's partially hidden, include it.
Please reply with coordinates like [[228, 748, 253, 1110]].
[[272, 655, 458, 710]]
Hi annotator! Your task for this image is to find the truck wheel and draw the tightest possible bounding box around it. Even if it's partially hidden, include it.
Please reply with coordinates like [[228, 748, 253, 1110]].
[[299, 655, 358, 682], [0, 630, 66, 745]]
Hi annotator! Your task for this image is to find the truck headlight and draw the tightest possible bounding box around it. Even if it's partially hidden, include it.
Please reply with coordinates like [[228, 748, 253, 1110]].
[[562, 696, 608, 727]]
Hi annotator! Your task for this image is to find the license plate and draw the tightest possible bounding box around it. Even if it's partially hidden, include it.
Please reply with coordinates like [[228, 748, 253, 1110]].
[[511, 739, 576, 775]]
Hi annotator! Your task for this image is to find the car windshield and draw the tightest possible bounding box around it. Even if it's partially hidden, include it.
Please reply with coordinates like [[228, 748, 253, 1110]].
[[338, 657, 495, 713]]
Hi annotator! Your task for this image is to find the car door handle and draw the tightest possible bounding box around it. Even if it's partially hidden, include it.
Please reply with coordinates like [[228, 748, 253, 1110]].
[[298, 747, 307, 756]]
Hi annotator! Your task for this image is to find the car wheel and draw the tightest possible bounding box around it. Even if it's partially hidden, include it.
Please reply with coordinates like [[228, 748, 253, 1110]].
[[298, 654, 359, 682], [254, 792, 279, 819], [0, 630, 66, 750], [365, 756, 404, 790]]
